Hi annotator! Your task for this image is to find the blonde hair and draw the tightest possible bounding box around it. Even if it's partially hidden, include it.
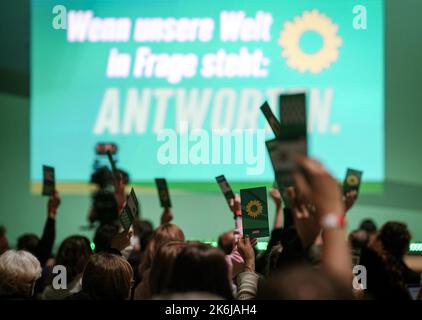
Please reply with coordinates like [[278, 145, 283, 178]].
[[0, 250, 42, 296]]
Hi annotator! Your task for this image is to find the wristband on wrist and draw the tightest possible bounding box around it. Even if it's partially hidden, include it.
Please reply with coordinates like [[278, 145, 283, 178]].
[[234, 209, 242, 218], [321, 213, 346, 229]]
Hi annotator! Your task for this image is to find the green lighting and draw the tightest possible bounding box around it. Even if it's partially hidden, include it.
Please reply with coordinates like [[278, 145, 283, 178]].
[[203, 241, 218, 248], [90, 242, 96, 251], [257, 242, 268, 251], [202, 240, 268, 251], [409, 243, 422, 252]]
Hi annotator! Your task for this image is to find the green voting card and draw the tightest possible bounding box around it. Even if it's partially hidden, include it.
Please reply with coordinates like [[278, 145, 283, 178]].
[[266, 138, 307, 188], [119, 188, 138, 230], [240, 187, 269, 238], [215, 175, 235, 207], [279, 93, 307, 139], [155, 178, 172, 208], [343, 168, 363, 194], [260, 101, 282, 139]]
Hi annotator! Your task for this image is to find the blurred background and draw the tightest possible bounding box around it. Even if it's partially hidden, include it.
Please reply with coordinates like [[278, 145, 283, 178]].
[[0, 0, 421, 256]]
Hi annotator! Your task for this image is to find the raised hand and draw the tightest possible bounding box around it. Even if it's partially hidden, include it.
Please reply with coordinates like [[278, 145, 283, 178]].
[[293, 156, 345, 219], [47, 190, 61, 219], [269, 187, 282, 209], [160, 207, 174, 225], [293, 156, 351, 284], [111, 228, 133, 252], [229, 194, 242, 217], [237, 235, 256, 272], [113, 172, 126, 210], [286, 187, 320, 248], [269, 187, 284, 229], [344, 190, 358, 213]]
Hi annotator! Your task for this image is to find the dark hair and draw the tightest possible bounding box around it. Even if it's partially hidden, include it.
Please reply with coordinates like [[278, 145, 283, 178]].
[[149, 241, 188, 296], [359, 219, 377, 234], [257, 264, 354, 299], [90, 167, 113, 189], [0, 226, 6, 237], [168, 242, 234, 300], [55, 236, 92, 284], [349, 229, 369, 249], [378, 221, 411, 259], [0, 226, 9, 255], [93, 224, 119, 253], [17, 234, 39, 255], [132, 219, 154, 250], [91, 167, 130, 189], [82, 253, 133, 300], [366, 222, 412, 299], [91, 191, 119, 225]]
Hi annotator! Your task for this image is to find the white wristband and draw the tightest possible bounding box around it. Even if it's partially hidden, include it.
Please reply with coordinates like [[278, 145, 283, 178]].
[[321, 213, 346, 229]]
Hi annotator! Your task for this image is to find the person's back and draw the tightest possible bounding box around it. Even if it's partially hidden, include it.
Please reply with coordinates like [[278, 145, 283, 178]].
[[167, 242, 234, 299], [257, 264, 354, 300], [360, 245, 409, 299], [42, 235, 92, 300], [67, 252, 133, 300], [359, 221, 416, 300], [378, 221, 420, 286]]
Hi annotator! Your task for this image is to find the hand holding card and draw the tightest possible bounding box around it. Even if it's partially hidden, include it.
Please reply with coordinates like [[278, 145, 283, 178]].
[[344, 190, 358, 213], [160, 207, 174, 225], [47, 191, 61, 219], [237, 236, 256, 272]]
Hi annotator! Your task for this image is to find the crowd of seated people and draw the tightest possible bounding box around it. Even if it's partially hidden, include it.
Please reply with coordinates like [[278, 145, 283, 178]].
[[0, 157, 421, 300]]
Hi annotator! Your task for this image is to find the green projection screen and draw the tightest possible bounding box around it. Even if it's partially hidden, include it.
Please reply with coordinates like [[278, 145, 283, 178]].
[[31, 0, 384, 192]]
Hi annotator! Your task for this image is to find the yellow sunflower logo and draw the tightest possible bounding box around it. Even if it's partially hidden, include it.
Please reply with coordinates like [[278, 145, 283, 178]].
[[246, 200, 263, 219], [346, 175, 359, 186], [278, 9, 342, 73]]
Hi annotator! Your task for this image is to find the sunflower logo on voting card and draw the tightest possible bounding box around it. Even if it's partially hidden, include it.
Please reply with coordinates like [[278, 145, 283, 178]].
[[246, 200, 263, 219], [346, 175, 360, 186]]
